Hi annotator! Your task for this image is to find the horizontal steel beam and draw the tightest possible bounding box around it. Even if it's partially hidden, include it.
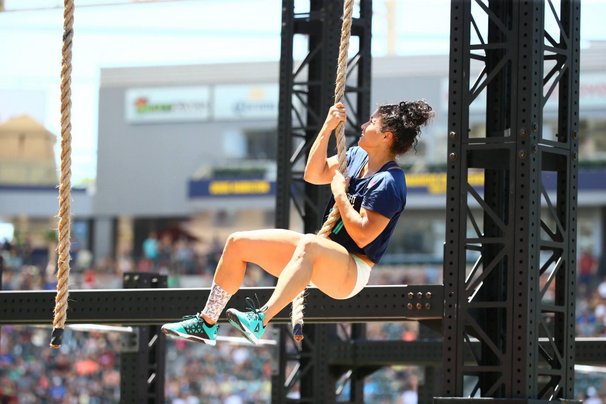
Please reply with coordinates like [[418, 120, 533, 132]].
[[434, 399, 580, 404], [329, 340, 444, 366], [0, 284, 444, 325], [328, 338, 606, 367]]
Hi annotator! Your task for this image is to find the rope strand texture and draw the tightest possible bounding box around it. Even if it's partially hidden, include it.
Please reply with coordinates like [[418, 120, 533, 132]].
[[50, 0, 74, 349], [292, 0, 354, 342]]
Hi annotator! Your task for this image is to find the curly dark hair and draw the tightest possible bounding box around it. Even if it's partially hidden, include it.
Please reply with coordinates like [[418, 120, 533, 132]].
[[377, 100, 434, 155]]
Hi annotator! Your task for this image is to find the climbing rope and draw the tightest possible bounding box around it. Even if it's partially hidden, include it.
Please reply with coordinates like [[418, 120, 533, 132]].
[[291, 0, 354, 342], [50, 0, 74, 349]]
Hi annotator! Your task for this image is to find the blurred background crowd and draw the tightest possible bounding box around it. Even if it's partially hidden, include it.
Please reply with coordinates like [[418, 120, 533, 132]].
[[1, 0, 605, 402], [1, 237, 605, 403]]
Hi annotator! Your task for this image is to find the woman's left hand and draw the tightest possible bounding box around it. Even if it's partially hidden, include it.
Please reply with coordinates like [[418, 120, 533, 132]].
[[331, 170, 349, 198]]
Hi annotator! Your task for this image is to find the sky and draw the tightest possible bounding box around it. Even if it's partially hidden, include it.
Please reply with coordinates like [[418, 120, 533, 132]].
[[0, 0, 605, 185]]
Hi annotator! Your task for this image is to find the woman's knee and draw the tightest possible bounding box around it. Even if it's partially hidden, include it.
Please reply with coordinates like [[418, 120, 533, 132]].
[[223, 231, 248, 255], [296, 234, 323, 258]]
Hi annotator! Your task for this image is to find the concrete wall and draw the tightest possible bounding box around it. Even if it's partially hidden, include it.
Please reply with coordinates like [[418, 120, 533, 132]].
[[95, 88, 276, 216], [94, 57, 450, 217], [93, 51, 606, 217]]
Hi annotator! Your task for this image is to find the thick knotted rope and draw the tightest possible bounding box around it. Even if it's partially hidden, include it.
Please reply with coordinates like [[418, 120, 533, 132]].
[[291, 0, 354, 342], [50, 0, 74, 349]]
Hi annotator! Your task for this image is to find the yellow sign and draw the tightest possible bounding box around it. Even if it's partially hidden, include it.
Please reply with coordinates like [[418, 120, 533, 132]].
[[209, 180, 271, 195], [406, 172, 485, 194]]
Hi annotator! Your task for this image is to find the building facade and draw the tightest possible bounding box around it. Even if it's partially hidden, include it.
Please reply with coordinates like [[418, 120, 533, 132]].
[[1, 47, 605, 269]]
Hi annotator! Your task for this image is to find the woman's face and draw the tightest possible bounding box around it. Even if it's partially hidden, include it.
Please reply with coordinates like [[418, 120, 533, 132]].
[[358, 110, 387, 151]]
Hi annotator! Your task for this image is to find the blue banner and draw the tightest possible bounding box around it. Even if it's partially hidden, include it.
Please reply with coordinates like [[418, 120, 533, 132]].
[[188, 178, 275, 198], [188, 169, 606, 199]]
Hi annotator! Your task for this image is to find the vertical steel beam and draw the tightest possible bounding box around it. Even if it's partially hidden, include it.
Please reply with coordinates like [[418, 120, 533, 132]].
[[276, 0, 372, 233], [418, 324, 443, 402], [275, 0, 295, 232], [301, 0, 341, 232], [479, 0, 513, 396], [419, 366, 440, 404], [441, 0, 579, 401], [442, 0, 471, 396], [548, 0, 580, 398], [300, 325, 340, 401], [120, 273, 166, 403], [347, 323, 368, 403], [510, 1, 545, 396], [274, 0, 372, 402]]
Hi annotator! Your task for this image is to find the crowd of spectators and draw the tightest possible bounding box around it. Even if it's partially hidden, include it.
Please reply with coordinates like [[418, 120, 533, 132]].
[[138, 232, 214, 276], [0, 237, 422, 403], [0, 325, 121, 403], [1, 238, 605, 402]]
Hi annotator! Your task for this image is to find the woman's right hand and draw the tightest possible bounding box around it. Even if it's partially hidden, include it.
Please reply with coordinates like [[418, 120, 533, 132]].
[[323, 102, 346, 132]]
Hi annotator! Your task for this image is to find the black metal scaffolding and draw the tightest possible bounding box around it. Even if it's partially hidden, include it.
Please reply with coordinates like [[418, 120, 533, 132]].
[[120, 273, 167, 403], [274, 0, 372, 402], [0, 0, 595, 403], [439, 0, 580, 401]]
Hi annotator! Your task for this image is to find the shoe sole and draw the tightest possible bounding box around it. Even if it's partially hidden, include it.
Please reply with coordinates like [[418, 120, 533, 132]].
[[226, 309, 259, 345], [161, 326, 217, 346]]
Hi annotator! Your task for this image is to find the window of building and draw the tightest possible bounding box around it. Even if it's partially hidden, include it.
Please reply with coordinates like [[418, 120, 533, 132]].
[[383, 213, 445, 264], [579, 119, 606, 163], [213, 210, 238, 227], [244, 129, 277, 160]]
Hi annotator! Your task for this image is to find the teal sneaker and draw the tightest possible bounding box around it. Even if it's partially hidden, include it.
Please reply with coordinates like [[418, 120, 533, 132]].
[[226, 296, 267, 345], [161, 314, 218, 346]]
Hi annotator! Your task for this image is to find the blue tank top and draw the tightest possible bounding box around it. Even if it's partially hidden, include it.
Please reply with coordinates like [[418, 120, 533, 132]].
[[322, 146, 407, 263]]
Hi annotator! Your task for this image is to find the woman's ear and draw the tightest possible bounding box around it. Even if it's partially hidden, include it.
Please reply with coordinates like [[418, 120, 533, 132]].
[[383, 130, 395, 143]]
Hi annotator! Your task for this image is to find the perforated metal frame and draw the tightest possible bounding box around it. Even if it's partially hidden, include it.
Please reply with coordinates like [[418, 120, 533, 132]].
[[0, 284, 443, 325], [441, 0, 581, 400], [274, 0, 373, 402]]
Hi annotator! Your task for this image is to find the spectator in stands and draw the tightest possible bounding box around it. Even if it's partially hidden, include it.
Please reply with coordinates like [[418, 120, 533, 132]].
[[577, 306, 598, 337], [579, 249, 598, 291], [142, 232, 159, 267], [598, 252, 606, 280], [583, 386, 602, 404]]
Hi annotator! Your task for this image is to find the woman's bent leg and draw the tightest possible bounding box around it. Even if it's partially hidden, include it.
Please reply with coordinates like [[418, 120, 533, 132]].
[[262, 234, 358, 324], [200, 229, 302, 324], [212, 228, 302, 294], [162, 229, 303, 342]]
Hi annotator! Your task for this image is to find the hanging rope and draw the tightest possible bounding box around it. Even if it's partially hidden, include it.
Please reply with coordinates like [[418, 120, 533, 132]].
[[50, 0, 75, 349], [291, 0, 354, 342]]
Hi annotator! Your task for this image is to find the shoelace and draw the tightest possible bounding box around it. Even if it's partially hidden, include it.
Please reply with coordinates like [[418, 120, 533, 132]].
[[244, 295, 264, 321]]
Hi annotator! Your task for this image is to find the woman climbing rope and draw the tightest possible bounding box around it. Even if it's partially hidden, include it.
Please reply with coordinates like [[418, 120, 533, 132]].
[[161, 100, 434, 345]]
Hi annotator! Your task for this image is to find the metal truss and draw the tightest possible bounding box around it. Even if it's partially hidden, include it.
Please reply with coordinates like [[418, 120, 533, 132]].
[[328, 339, 606, 368], [275, 0, 372, 402], [442, 0, 580, 401], [0, 1, 589, 402], [119, 273, 166, 403], [0, 284, 443, 325], [0, 282, 440, 402], [276, 0, 372, 232]]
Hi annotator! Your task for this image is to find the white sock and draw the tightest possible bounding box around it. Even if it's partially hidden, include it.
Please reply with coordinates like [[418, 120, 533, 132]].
[[200, 283, 232, 323]]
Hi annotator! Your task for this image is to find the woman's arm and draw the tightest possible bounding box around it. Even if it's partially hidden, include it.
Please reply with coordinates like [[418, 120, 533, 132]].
[[304, 103, 345, 185], [331, 171, 391, 247]]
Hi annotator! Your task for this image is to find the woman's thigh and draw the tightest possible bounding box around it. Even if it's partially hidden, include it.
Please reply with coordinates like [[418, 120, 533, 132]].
[[228, 228, 302, 277], [306, 236, 359, 299], [229, 230, 359, 298]]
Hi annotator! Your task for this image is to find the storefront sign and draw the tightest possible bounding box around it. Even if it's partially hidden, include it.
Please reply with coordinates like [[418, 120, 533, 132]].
[[213, 84, 278, 120], [125, 86, 211, 123], [189, 178, 275, 198], [407, 172, 485, 194], [188, 169, 606, 199]]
